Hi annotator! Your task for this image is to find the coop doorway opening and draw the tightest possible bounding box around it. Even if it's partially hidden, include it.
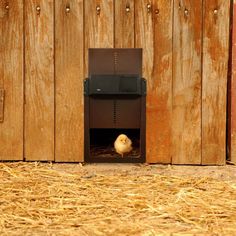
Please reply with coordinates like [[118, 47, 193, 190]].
[[88, 128, 144, 163], [84, 48, 146, 163]]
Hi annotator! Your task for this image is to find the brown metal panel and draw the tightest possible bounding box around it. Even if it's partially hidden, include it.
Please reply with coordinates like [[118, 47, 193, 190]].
[[115, 49, 142, 75], [89, 49, 142, 76], [89, 96, 141, 129], [116, 98, 141, 128], [89, 49, 115, 76], [89, 98, 114, 128]]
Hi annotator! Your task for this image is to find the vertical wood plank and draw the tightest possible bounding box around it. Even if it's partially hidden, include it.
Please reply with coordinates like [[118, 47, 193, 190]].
[[25, 0, 54, 161], [135, 0, 154, 163], [0, 0, 23, 160], [84, 0, 114, 77], [230, 1, 236, 163], [135, 0, 173, 163], [172, 0, 202, 164], [115, 0, 134, 48], [152, 0, 173, 163], [202, 0, 230, 165], [55, 0, 84, 162]]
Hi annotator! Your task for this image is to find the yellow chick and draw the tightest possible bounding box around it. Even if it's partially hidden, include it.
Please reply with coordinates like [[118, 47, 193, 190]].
[[114, 134, 133, 157]]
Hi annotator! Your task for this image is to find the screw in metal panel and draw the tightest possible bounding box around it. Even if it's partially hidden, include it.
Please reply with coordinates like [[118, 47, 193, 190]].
[[5, 5, 9, 10]]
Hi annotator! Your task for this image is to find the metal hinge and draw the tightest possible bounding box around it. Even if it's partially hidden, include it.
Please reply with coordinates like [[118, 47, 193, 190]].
[[0, 89, 5, 123]]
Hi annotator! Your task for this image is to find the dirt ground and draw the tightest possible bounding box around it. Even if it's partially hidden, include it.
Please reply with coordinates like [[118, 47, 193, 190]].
[[53, 162, 236, 182]]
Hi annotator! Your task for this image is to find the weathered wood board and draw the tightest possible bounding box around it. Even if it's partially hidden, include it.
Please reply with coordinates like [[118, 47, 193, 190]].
[[202, 0, 230, 165], [152, 0, 173, 164], [55, 0, 84, 162], [115, 0, 134, 48], [0, 0, 24, 160], [230, 1, 236, 163], [135, 0, 154, 163], [135, 0, 173, 163], [172, 0, 202, 164], [84, 0, 114, 78], [25, 0, 54, 161]]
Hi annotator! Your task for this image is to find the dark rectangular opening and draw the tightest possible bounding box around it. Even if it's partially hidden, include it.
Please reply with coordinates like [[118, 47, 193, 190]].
[[87, 128, 143, 163]]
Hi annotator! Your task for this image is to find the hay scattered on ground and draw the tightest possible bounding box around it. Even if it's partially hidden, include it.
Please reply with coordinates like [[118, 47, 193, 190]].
[[90, 145, 140, 158], [0, 162, 236, 236]]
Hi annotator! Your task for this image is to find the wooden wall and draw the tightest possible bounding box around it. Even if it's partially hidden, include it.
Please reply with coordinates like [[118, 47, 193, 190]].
[[230, 0, 236, 164], [0, 0, 230, 164], [172, 0, 202, 164], [0, 1, 24, 160], [25, 0, 54, 161], [55, 0, 84, 162]]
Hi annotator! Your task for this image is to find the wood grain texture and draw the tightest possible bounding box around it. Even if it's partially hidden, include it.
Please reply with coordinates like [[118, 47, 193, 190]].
[[135, 0, 154, 163], [230, 2, 236, 163], [202, 0, 230, 165], [25, 0, 54, 161], [0, 0, 231, 164], [0, 0, 23, 160], [115, 0, 134, 48], [172, 0, 202, 164], [135, 0, 172, 163], [55, 0, 84, 162], [152, 0, 173, 163], [84, 0, 114, 77]]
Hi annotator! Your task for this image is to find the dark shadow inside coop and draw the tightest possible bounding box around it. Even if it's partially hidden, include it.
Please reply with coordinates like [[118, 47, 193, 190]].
[[90, 128, 141, 161]]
